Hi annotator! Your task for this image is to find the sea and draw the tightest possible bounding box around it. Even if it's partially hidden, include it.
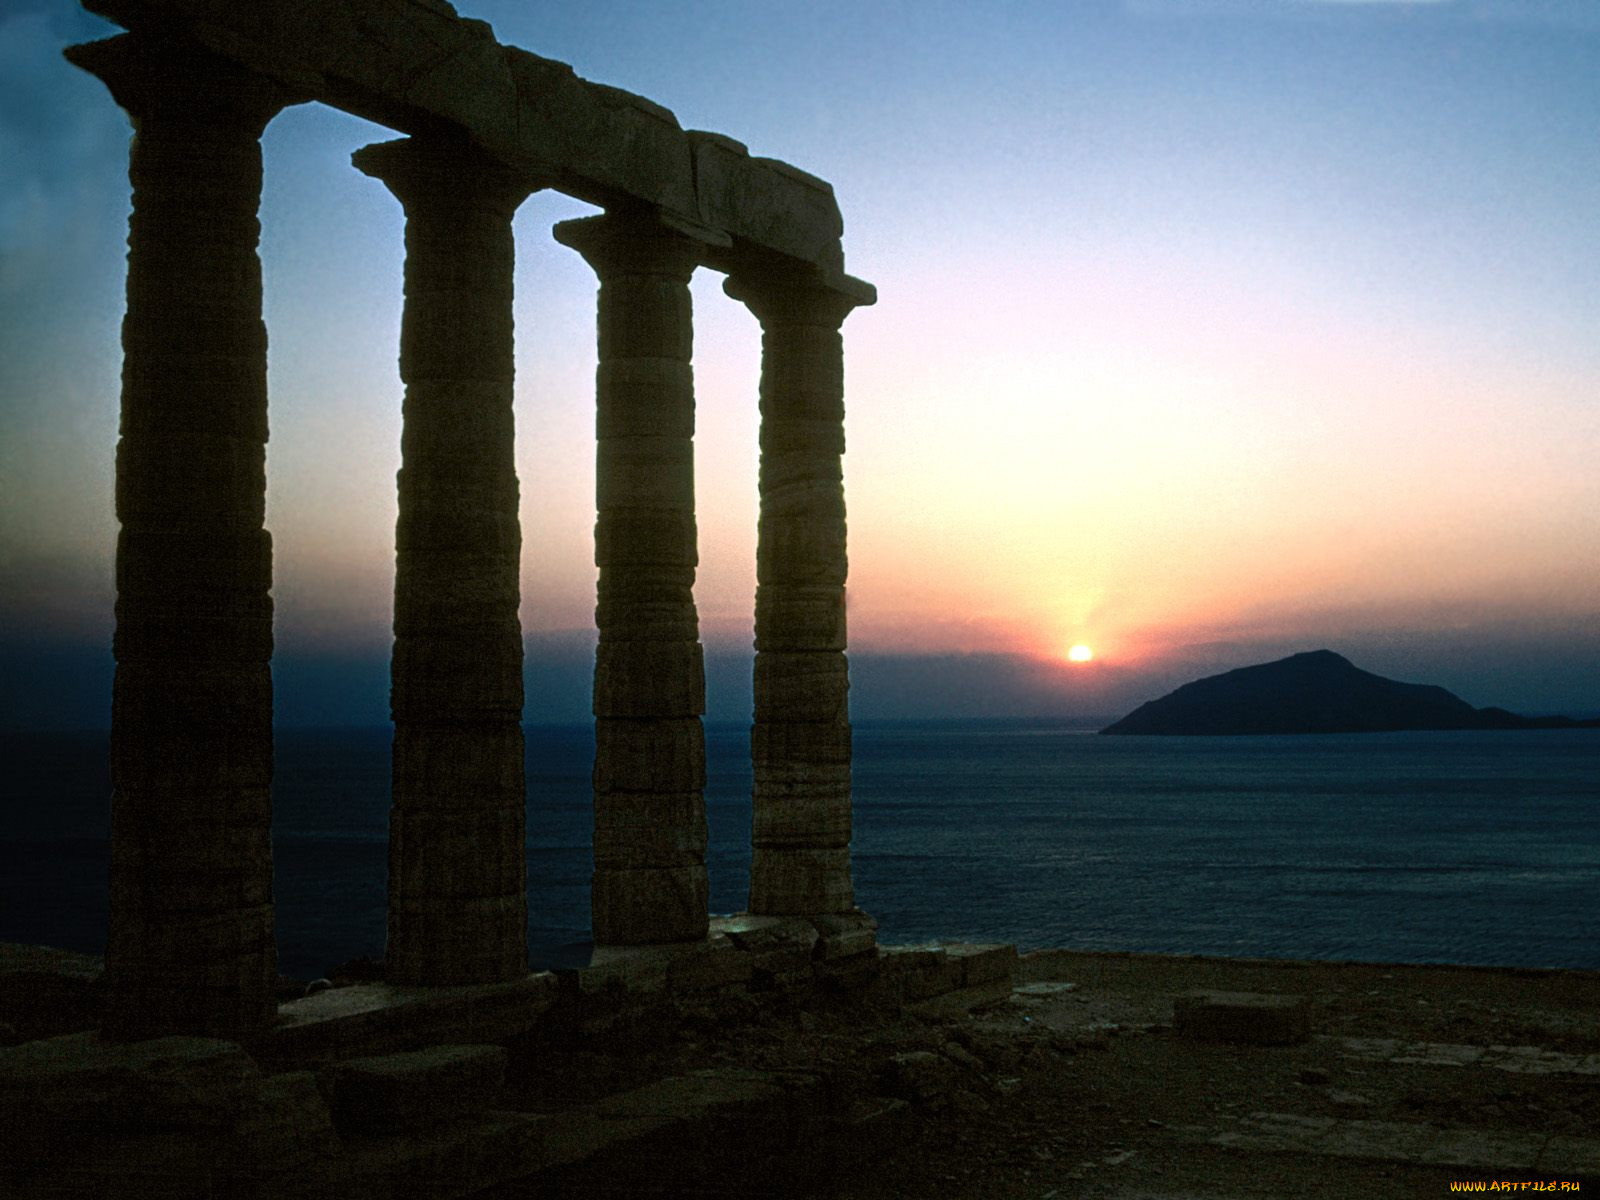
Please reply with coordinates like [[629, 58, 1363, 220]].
[[2, 722, 1597, 979]]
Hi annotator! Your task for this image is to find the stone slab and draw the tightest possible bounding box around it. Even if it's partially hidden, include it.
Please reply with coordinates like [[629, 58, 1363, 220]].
[[0, 1032, 260, 1144], [808, 910, 879, 961], [325, 1043, 507, 1134], [906, 979, 1016, 1020], [261, 973, 559, 1070], [942, 942, 1018, 988], [877, 944, 963, 1003], [1173, 990, 1311, 1046]]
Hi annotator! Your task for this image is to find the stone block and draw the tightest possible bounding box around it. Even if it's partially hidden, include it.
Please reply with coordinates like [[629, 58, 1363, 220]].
[[594, 509, 698, 569], [907, 979, 1015, 1019], [115, 433, 266, 525], [389, 806, 525, 899], [751, 790, 851, 849], [264, 975, 561, 1071], [109, 727, 272, 795], [593, 596, 699, 643], [595, 437, 695, 510], [399, 296, 516, 383], [760, 416, 846, 459], [597, 277, 693, 360], [748, 848, 852, 915], [876, 945, 962, 1002], [593, 641, 705, 718], [395, 508, 520, 555], [592, 718, 706, 793], [942, 943, 1018, 988], [112, 664, 272, 733], [136, 904, 275, 964], [757, 515, 848, 585], [233, 1070, 341, 1170], [752, 719, 851, 766], [109, 824, 273, 909], [390, 633, 524, 721], [394, 379, 516, 456], [1173, 990, 1312, 1046], [809, 911, 878, 961], [757, 451, 844, 495], [754, 583, 847, 652], [391, 724, 525, 802], [666, 934, 754, 992], [392, 565, 521, 637], [753, 653, 848, 723], [710, 915, 820, 990], [0, 1033, 261, 1160], [592, 790, 707, 869], [597, 361, 695, 440], [394, 463, 519, 523], [325, 1043, 507, 1135], [881, 1050, 959, 1106], [752, 763, 852, 800], [385, 895, 527, 986], [755, 332, 846, 411], [571, 944, 674, 996], [115, 528, 271, 598], [591, 865, 708, 944]]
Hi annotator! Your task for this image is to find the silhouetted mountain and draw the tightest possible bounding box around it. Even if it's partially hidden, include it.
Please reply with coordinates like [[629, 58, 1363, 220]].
[[1101, 650, 1600, 735]]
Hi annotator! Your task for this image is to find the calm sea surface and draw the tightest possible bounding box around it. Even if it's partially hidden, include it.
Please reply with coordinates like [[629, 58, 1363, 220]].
[[2, 722, 1596, 978]]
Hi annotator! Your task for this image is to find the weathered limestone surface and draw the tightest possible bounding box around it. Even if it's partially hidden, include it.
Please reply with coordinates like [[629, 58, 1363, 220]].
[[556, 212, 709, 946], [725, 270, 869, 915], [64, 32, 301, 1040], [353, 135, 536, 986], [80, 0, 855, 273]]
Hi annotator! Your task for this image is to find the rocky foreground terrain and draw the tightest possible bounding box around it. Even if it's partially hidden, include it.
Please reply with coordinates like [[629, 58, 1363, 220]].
[[4, 937, 1597, 1198]]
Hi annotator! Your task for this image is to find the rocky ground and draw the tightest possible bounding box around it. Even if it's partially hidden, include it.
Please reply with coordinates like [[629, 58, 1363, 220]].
[[488, 951, 1600, 1199], [4, 944, 1596, 1199]]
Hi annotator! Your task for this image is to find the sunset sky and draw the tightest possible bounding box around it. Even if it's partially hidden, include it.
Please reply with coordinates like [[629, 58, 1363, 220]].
[[2, 0, 1597, 727]]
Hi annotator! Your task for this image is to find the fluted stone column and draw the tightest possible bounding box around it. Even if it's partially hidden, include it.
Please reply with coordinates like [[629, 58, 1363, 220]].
[[725, 270, 868, 915], [64, 34, 299, 1037], [554, 212, 708, 945], [353, 137, 537, 984]]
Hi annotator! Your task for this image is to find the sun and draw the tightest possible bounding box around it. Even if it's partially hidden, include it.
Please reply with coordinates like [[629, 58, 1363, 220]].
[[1067, 644, 1094, 663]]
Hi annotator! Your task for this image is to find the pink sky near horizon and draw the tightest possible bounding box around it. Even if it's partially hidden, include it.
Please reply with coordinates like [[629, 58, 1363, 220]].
[[2, 0, 1598, 719]]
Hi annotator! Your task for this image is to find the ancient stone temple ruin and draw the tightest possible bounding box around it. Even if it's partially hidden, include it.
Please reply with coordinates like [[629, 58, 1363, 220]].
[[67, 0, 875, 1039]]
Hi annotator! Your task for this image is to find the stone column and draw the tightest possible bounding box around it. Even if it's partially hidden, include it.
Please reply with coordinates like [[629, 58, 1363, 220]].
[[553, 212, 708, 945], [724, 269, 868, 915], [353, 137, 537, 985], [63, 34, 299, 1037]]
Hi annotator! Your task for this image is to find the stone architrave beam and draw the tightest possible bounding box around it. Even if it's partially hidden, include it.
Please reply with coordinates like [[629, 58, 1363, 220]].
[[353, 135, 538, 986], [555, 212, 710, 946], [80, 0, 853, 275], [63, 31, 303, 1038]]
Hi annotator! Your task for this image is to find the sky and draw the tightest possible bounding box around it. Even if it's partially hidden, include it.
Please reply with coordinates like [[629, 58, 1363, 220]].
[[1, 0, 1597, 728]]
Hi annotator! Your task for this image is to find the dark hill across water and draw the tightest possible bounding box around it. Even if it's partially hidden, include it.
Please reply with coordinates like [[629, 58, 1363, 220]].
[[1101, 650, 1599, 735]]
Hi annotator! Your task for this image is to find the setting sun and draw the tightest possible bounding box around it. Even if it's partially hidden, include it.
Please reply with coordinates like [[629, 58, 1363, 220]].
[[1068, 644, 1094, 663]]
